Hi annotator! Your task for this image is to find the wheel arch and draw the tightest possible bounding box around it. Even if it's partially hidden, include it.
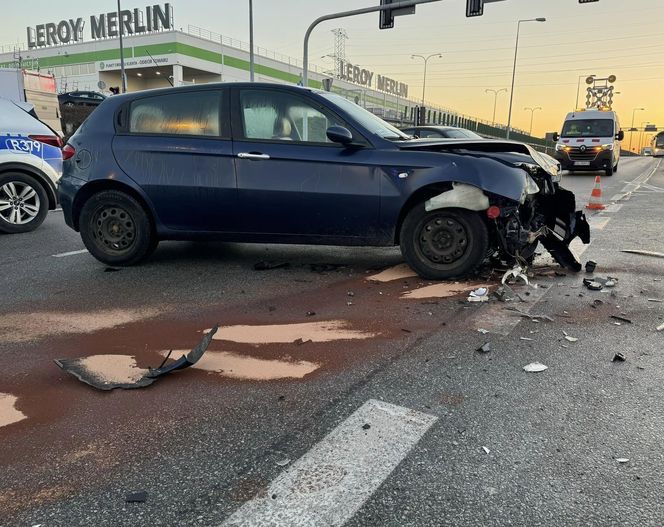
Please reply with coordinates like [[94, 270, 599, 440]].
[[0, 163, 58, 209], [72, 179, 156, 233], [394, 182, 491, 244]]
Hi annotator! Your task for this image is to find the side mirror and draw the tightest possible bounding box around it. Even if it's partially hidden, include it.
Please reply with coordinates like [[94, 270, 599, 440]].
[[552, 132, 560, 142], [617, 130, 625, 141], [326, 125, 353, 145]]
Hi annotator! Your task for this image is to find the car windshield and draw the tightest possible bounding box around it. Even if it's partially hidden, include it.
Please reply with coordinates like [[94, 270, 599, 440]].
[[656, 135, 664, 147], [319, 93, 410, 140], [561, 118, 614, 137]]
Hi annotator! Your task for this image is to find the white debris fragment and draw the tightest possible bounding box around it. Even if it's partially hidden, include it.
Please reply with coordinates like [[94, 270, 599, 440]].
[[276, 458, 291, 467], [501, 265, 529, 286], [657, 323, 664, 332], [477, 328, 489, 334], [564, 336, 579, 342], [520, 337, 534, 341], [482, 446, 490, 454], [468, 288, 490, 303], [523, 362, 548, 373], [616, 458, 629, 464]]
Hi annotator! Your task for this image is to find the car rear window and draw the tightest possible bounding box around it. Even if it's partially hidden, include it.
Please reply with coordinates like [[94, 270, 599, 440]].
[[129, 91, 221, 137]]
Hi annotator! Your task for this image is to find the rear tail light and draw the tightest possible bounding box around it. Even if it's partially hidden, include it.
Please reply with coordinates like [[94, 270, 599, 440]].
[[29, 134, 64, 148], [62, 144, 76, 160]]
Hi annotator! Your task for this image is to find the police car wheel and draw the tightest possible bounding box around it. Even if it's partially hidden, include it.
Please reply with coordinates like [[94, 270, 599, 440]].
[[0, 173, 49, 234]]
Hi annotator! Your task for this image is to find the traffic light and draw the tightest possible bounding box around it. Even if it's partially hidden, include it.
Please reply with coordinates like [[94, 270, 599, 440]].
[[379, 0, 416, 30], [380, 0, 395, 29], [466, 0, 507, 18]]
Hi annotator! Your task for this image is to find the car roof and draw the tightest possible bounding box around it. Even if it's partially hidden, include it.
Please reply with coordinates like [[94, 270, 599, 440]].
[[0, 97, 50, 135], [108, 82, 317, 102]]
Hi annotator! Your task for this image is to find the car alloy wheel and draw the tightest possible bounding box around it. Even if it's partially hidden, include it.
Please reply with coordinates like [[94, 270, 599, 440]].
[[93, 205, 136, 252], [0, 180, 41, 225]]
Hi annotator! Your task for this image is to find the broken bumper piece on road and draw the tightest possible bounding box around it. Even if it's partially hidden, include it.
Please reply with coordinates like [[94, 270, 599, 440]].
[[54, 326, 219, 390]]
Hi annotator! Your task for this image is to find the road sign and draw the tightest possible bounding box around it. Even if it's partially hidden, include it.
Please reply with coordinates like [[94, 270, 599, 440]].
[[645, 124, 658, 132]]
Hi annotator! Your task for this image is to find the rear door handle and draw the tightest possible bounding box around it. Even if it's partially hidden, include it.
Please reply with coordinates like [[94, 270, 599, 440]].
[[237, 152, 270, 160]]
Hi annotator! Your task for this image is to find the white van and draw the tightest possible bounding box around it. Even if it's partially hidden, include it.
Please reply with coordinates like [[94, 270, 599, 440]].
[[553, 109, 624, 176]]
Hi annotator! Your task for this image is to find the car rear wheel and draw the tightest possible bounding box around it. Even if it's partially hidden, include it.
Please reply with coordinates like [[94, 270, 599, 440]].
[[0, 173, 49, 234], [400, 205, 489, 280], [79, 190, 156, 266]]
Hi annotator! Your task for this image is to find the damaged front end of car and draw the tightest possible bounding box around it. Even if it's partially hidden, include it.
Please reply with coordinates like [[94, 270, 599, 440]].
[[485, 146, 590, 272], [403, 140, 591, 274]]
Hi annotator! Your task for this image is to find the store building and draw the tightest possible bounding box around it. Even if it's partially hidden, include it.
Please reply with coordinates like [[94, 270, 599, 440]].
[[0, 2, 542, 143]]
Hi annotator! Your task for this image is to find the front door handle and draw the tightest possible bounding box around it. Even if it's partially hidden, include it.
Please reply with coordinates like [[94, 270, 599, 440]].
[[237, 152, 270, 160]]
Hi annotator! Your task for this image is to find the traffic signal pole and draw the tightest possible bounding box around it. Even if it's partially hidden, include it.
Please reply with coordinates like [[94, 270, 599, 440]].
[[302, 0, 440, 87]]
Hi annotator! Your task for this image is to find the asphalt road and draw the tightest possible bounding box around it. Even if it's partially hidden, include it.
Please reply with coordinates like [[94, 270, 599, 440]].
[[1, 156, 663, 527]]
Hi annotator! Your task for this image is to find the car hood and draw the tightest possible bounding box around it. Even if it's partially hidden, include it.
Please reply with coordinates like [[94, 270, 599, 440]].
[[397, 138, 558, 178]]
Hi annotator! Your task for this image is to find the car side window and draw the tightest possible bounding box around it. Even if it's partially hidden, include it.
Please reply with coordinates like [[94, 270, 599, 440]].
[[419, 130, 443, 138], [240, 89, 345, 143], [129, 91, 221, 137]]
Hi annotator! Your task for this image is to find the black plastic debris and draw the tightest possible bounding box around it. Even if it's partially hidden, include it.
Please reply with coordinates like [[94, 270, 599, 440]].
[[104, 267, 121, 273], [610, 315, 632, 324], [125, 491, 148, 503], [585, 260, 597, 273], [305, 311, 316, 317], [362, 423, 371, 430], [477, 342, 491, 354], [310, 263, 346, 273], [254, 261, 290, 271], [54, 326, 218, 391], [612, 353, 626, 362]]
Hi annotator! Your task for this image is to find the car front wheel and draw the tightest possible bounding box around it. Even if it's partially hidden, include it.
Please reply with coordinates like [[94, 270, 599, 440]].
[[79, 190, 156, 266], [0, 173, 49, 234], [400, 205, 489, 280]]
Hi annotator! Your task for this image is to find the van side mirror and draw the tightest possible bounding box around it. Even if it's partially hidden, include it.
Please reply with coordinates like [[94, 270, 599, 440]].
[[552, 132, 559, 142], [326, 125, 354, 145], [617, 130, 625, 141]]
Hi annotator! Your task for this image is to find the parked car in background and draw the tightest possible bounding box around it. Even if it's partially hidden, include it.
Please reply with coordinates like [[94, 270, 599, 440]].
[[400, 125, 484, 140], [58, 91, 107, 107], [59, 83, 589, 278], [0, 97, 63, 233]]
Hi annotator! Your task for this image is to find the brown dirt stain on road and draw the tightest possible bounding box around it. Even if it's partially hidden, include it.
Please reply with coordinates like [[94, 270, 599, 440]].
[[211, 320, 377, 344], [161, 349, 320, 380], [0, 393, 27, 428]]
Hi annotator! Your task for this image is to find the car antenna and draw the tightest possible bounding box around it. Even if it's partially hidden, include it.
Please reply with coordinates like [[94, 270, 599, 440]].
[[144, 49, 174, 87]]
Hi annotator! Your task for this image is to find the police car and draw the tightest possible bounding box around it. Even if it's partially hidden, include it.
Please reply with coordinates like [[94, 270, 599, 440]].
[[0, 97, 63, 233]]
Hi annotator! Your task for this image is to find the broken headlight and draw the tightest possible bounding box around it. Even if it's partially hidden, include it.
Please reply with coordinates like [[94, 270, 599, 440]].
[[519, 171, 541, 203]]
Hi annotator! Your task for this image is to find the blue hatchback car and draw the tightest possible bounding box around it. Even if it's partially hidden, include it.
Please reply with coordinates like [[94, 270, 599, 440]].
[[59, 83, 589, 279]]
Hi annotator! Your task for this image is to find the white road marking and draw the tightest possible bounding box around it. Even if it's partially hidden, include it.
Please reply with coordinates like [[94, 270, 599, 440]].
[[220, 399, 437, 527], [52, 249, 88, 258]]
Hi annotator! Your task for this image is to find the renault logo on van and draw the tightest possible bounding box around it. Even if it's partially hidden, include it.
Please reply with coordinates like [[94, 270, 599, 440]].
[[580, 145, 587, 152]]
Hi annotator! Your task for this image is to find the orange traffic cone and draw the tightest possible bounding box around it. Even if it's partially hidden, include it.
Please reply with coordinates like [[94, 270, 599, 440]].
[[586, 175, 605, 210]]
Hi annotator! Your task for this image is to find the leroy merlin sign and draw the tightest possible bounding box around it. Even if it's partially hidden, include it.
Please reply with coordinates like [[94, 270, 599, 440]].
[[27, 3, 173, 49]]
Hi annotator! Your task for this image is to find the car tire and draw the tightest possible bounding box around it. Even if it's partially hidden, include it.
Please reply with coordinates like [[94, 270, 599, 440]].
[[0, 172, 49, 234], [400, 205, 489, 280], [79, 190, 155, 266], [605, 164, 614, 177]]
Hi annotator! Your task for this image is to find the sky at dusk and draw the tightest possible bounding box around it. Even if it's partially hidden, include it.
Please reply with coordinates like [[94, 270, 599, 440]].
[[2, 0, 663, 145]]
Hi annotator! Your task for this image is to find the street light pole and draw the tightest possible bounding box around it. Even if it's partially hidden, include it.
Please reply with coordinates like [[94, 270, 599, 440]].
[[411, 53, 443, 107], [629, 107, 645, 153], [575, 74, 596, 109], [524, 106, 542, 136], [638, 121, 649, 155], [485, 88, 507, 126], [249, 0, 255, 82], [506, 17, 546, 140], [117, 0, 127, 93]]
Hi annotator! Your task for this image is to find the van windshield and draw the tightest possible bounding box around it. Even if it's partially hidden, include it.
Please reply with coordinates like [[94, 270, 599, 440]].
[[562, 119, 614, 138]]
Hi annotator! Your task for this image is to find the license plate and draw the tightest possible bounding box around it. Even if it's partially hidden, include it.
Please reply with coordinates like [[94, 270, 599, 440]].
[[575, 161, 591, 166]]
